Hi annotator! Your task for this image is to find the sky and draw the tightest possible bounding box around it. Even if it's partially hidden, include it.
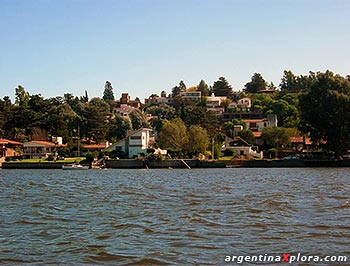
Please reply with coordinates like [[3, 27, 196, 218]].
[[1, 0, 350, 101]]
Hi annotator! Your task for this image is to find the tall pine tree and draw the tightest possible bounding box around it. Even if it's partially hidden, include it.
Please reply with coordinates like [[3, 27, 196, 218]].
[[103, 81, 115, 101]]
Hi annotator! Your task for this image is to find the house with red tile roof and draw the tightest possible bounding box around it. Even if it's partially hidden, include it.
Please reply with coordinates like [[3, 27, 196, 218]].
[[82, 142, 112, 155], [0, 139, 23, 158], [23, 141, 65, 159]]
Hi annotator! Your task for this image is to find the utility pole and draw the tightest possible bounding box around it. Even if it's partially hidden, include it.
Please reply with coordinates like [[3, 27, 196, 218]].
[[212, 138, 215, 160], [77, 126, 80, 157]]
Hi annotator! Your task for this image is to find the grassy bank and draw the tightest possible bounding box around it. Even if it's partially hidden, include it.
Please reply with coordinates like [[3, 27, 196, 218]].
[[6, 157, 85, 163]]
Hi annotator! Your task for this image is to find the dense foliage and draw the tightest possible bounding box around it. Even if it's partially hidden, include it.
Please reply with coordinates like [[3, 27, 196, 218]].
[[1, 70, 350, 158]]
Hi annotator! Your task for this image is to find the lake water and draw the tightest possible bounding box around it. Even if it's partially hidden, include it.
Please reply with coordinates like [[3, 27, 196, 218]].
[[1, 168, 350, 265]]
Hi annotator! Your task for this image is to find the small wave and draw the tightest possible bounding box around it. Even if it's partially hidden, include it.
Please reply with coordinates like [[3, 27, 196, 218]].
[[111, 222, 153, 232], [143, 227, 154, 234], [247, 208, 264, 213], [87, 251, 136, 262], [247, 222, 269, 229], [48, 205, 64, 211], [190, 217, 232, 227], [123, 258, 172, 265], [0, 258, 40, 263], [87, 244, 106, 248], [185, 232, 209, 239], [260, 236, 285, 240], [307, 232, 328, 238], [96, 234, 111, 240], [170, 240, 191, 247], [187, 200, 200, 206], [305, 224, 332, 230], [13, 219, 46, 225], [41, 215, 73, 222]]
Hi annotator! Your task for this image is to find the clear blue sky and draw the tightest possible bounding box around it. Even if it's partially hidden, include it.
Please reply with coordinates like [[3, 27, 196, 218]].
[[1, 0, 349, 101]]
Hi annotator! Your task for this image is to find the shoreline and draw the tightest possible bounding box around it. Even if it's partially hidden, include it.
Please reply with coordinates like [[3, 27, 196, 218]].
[[2, 158, 350, 169]]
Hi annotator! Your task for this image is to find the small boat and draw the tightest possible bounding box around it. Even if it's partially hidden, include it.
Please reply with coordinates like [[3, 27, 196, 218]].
[[62, 163, 89, 170]]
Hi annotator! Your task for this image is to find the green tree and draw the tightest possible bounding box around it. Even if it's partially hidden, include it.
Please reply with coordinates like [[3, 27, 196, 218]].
[[299, 70, 350, 157], [145, 104, 177, 120], [280, 70, 300, 93], [82, 97, 110, 142], [171, 80, 187, 97], [0, 97, 12, 137], [108, 114, 132, 141], [212, 77, 232, 96], [188, 125, 209, 154], [222, 119, 247, 137], [198, 80, 210, 96], [15, 85, 30, 107], [159, 118, 189, 150], [129, 109, 148, 130], [237, 129, 255, 144], [280, 70, 316, 93], [261, 127, 291, 149], [80, 90, 89, 103], [102, 81, 115, 101], [181, 106, 219, 135], [47, 103, 79, 138], [244, 73, 267, 93], [222, 121, 234, 137]]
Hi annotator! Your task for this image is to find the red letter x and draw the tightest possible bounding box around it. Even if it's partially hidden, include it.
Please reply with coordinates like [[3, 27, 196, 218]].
[[282, 253, 290, 262]]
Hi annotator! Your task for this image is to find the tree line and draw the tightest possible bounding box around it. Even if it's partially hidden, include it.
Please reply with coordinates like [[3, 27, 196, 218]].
[[1, 70, 350, 158]]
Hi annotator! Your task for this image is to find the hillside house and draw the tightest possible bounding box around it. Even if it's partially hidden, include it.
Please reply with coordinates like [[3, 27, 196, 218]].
[[180, 91, 201, 102], [229, 97, 252, 111], [144, 96, 173, 105], [104, 128, 152, 158], [115, 93, 141, 108], [205, 93, 227, 108], [113, 104, 136, 117], [243, 114, 278, 132]]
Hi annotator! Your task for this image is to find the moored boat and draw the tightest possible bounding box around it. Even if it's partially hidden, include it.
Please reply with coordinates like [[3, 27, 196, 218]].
[[62, 163, 89, 170]]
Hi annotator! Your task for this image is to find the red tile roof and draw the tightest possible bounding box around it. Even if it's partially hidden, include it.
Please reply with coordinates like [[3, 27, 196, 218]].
[[0, 139, 23, 145], [252, 132, 262, 137], [290, 136, 303, 143], [83, 144, 109, 149], [32, 141, 57, 146], [243, 119, 265, 123]]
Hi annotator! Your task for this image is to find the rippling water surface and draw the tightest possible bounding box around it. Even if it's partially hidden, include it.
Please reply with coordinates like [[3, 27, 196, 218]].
[[1, 168, 350, 265]]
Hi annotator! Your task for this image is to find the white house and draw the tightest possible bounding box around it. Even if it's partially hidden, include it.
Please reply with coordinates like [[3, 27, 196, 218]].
[[206, 107, 225, 116], [113, 104, 136, 117], [105, 128, 152, 158], [224, 136, 263, 159], [229, 97, 252, 110], [144, 96, 173, 105], [243, 114, 278, 132], [180, 91, 201, 102], [23, 141, 64, 159], [205, 93, 225, 108]]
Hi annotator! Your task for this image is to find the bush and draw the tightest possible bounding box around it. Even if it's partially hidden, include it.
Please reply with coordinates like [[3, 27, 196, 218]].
[[267, 148, 278, 158], [86, 152, 97, 164], [223, 148, 234, 156]]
